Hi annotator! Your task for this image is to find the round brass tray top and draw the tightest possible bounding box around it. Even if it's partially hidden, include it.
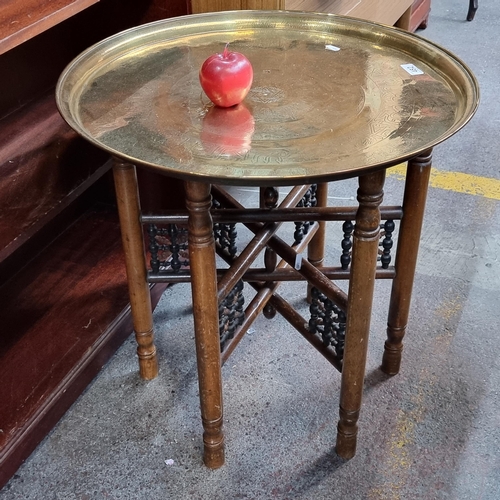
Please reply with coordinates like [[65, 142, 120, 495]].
[[56, 10, 479, 186]]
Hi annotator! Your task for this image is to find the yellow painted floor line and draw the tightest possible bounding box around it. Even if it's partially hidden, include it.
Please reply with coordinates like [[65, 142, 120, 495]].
[[387, 164, 500, 201]]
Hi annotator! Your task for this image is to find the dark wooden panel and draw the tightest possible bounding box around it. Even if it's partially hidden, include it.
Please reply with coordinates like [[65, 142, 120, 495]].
[[141, 0, 190, 23], [0, 92, 110, 264], [0, 204, 168, 488], [0, 205, 129, 442], [0, 0, 99, 55], [0, 0, 189, 119], [0, 0, 190, 55], [0, 2, 106, 118], [137, 169, 187, 213]]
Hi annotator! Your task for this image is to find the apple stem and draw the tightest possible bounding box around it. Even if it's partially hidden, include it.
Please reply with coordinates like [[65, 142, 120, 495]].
[[223, 42, 230, 58]]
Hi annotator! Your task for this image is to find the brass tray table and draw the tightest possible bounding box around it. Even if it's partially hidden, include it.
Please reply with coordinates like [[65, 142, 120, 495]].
[[56, 10, 478, 468]]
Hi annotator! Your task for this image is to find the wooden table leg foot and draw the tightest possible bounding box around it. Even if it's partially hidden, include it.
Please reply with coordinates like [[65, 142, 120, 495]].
[[381, 150, 432, 376], [136, 329, 159, 380], [335, 407, 359, 459], [202, 416, 225, 468], [381, 332, 404, 375]]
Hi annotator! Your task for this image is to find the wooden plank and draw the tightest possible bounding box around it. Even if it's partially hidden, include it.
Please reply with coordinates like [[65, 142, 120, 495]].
[[190, 0, 282, 14], [0, 0, 100, 55], [347, 0, 413, 26], [286, 0, 360, 15], [286, 0, 414, 26]]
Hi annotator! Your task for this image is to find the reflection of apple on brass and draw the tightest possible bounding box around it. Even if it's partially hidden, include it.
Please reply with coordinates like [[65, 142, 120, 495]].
[[201, 104, 255, 157]]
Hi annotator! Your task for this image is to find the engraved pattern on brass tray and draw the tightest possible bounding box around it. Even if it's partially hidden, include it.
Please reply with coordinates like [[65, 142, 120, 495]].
[[56, 10, 479, 186]]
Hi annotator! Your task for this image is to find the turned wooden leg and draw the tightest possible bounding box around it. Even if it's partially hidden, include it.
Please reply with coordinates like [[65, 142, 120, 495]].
[[382, 150, 432, 375], [112, 158, 158, 380], [307, 183, 328, 302], [336, 169, 386, 460], [185, 180, 225, 468]]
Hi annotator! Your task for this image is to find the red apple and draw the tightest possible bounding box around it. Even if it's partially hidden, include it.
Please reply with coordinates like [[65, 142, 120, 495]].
[[201, 103, 255, 156], [199, 45, 253, 108]]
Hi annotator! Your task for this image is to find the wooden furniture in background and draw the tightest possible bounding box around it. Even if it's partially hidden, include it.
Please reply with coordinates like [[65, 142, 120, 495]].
[[189, 0, 432, 32], [0, 0, 189, 489], [190, 0, 281, 11], [285, 0, 413, 27], [407, 0, 431, 31]]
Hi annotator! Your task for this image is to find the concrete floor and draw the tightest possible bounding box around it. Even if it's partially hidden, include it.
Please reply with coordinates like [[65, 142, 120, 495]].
[[2, 1, 499, 499]]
